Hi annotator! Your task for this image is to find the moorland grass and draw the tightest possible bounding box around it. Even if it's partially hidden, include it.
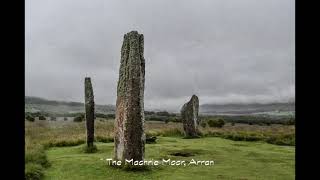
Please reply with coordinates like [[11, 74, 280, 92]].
[[25, 120, 295, 179], [43, 137, 295, 180], [25, 162, 44, 180], [82, 144, 98, 153], [25, 142, 50, 180], [26, 120, 295, 148]]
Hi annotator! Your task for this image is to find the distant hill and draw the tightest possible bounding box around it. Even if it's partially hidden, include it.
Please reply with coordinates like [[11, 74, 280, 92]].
[[25, 96, 295, 117], [200, 102, 295, 116], [25, 96, 115, 114]]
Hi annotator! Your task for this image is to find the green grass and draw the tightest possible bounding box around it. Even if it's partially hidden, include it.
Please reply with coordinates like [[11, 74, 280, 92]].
[[25, 163, 45, 180], [43, 137, 294, 180], [25, 121, 294, 179]]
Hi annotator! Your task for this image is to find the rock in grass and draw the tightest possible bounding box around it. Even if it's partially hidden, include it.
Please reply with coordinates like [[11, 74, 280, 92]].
[[114, 31, 146, 163], [181, 95, 200, 138], [85, 77, 95, 149]]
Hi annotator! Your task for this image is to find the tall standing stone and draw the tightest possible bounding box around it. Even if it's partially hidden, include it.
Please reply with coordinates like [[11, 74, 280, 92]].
[[85, 77, 95, 148], [114, 31, 145, 162], [181, 95, 200, 137]]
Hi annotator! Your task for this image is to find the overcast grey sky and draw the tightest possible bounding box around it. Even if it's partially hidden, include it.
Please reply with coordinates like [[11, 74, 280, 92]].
[[25, 0, 295, 111]]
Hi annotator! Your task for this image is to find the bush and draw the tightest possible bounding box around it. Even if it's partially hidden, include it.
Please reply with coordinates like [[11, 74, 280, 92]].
[[207, 119, 225, 128], [201, 114, 295, 125], [25, 145, 49, 167], [64, 117, 68, 121], [147, 128, 184, 137], [164, 118, 169, 124], [50, 117, 57, 121], [285, 118, 295, 125], [44, 139, 85, 148], [106, 114, 115, 119], [146, 115, 164, 121], [25, 144, 49, 180], [38, 115, 46, 120], [95, 136, 114, 143], [95, 113, 115, 119], [266, 134, 295, 146], [145, 111, 155, 115], [25, 163, 44, 180], [156, 111, 170, 116], [231, 122, 235, 126], [26, 115, 35, 122], [73, 115, 84, 122], [170, 117, 182, 123], [146, 136, 157, 144], [200, 121, 207, 128]]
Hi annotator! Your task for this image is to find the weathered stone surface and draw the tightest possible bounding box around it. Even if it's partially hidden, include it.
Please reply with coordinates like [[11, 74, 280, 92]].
[[114, 31, 145, 162], [181, 95, 200, 137], [85, 77, 95, 147]]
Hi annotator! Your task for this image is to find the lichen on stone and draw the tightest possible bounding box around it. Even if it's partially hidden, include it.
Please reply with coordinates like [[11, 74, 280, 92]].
[[181, 95, 200, 138], [114, 31, 146, 163], [84, 77, 95, 149]]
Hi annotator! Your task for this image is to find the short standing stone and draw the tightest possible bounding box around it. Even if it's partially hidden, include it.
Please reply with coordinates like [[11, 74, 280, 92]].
[[181, 95, 200, 137], [85, 77, 95, 148], [114, 31, 145, 162]]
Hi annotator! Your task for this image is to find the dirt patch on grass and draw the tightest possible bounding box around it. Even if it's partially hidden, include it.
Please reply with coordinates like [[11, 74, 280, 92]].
[[168, 148, 206, 157]]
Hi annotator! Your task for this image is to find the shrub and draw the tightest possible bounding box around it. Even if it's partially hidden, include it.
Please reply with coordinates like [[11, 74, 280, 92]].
[[217, 119, 225, 126], [38, 116, 46, 120], [25, 144, 49, 180], [266, 134, 295, 146], [73, 115, 84, 122], [50, 117, 57, 121], [95, 113, 115, 119], [107, 114, 115, 119], [207, 119, 225, 128], [164, 118, 169, 124], [25, 163, 44, 180], [64, 117, 68, 121], [145, 111, 155, 115], [200, 121, 207, 128], [146, 135, 157, 144], [44, 139, 85, 148], [146, 115, 163, 121], [95, 136, 114, 143], [25, 145, 49, 167], [149, 128, 184, 137], [169, 117, 181, 123], [285, 118, 295, 125], [231, 122, 235, 126], [26, 115, 35, 122], [156, 111, 170, 116]]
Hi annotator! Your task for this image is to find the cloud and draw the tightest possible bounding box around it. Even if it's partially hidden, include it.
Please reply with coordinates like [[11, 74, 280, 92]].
[[26, 0, 295, 111]]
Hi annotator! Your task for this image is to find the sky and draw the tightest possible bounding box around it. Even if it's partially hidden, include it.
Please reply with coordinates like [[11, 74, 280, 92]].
[[25, 0, 295, 111]]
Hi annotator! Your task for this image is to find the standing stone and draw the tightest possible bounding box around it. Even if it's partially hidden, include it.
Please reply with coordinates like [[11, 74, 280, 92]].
[[114, 31, 145, 162], [181, 95, 200, 137], [85, 77, 95, 148]]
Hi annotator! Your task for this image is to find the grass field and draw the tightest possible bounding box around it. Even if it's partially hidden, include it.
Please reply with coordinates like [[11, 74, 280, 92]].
[[44, 137, 294, 180], [25, 120, 295, 179]]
